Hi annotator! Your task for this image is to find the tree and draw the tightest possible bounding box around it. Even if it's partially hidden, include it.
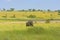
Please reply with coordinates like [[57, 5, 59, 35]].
[[32, 9, 36, 11], [28, 9, 32, 11], [55, 10, 60, 15], [3, 8, 6, 11], [47, 9, 51, 12], [21, 9, 25, 11], [37, 9, 40, 11], [57, 10, 60, 13], [37, 9, 43, 12], [7, 10, 10, 11], [10, 8, 14, 11]]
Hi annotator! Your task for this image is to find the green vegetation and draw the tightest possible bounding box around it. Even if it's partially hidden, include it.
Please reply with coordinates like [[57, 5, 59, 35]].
[[0, 9, 60, 20], [27, 15, 36, 18], [11, 15, 16, 18], [0, 9, 60, 40], [2, 14, 7, 18], [0, 27, 60, 40], [0, 20, 59, 40]]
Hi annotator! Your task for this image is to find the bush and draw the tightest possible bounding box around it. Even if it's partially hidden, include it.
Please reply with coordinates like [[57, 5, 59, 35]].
[[11, 15, 16, 18], [58, 13, 60, 15], [2, 14, 7, 18], [2, 16, 7, 18], [32, 9, 36, 11], [27, 15, 36, 18]]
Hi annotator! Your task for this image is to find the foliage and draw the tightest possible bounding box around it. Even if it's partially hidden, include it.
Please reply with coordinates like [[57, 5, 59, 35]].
[[28, 9, 32, 11], [47, 9, 51, 12], [10, 8, 14, 11], [11, 15, 16, 18], [3, 8, 6, 11], [56, 10, 60, 15], [27, 15, 36, 18], [0, 11, 59, 20], [57, 10, 60, 13], [7, 8, 15, 11], [32, 9, 36, 11], [2, 14, 7, 18]]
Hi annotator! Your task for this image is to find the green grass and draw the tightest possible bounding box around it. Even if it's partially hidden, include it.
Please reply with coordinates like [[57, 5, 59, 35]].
[[0, 21, 60, 40], [0, 27, 60, 40], [0, 18, 41, 22], [0, 11, 60, 40]]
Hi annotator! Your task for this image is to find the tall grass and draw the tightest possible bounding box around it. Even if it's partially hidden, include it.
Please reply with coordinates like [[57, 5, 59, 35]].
[[0, 27, 60, 40]]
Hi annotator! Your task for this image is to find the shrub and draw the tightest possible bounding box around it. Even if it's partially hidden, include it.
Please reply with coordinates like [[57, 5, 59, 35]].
[[32, 9, 36, 11], [11, 15, 16, 18], [27, 15, 36, 18], [58, 13, 60, 15], [2, 14, 7, 18], [10, 8, 14, 11]]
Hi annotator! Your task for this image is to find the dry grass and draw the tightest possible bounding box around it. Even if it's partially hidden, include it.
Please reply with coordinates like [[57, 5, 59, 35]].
[[0, 11, 59, 19], [0, 21, 60, 31]]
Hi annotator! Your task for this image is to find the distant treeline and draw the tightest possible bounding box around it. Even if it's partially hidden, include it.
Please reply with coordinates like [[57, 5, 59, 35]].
[[0, 8, 60, 13]]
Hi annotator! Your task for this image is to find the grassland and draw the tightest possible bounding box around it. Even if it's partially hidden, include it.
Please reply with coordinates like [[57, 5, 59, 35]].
[[0, 21, 60, 40], [0, 11, 60, 40], [0, 11, 60, 20]]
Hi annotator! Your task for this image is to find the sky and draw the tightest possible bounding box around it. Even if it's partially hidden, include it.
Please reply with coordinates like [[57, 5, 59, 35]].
[[0, 0, 60, 10]]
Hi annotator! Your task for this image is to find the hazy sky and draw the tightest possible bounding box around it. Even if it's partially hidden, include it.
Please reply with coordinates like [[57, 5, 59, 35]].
[[0, 0, 60, 10]]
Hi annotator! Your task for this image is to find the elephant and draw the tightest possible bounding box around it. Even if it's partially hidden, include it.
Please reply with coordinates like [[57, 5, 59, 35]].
[[26, 20, 33, 26]]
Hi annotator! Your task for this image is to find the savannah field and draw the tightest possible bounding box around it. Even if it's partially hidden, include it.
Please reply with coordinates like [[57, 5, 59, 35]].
[[0, 11, 60, 40]]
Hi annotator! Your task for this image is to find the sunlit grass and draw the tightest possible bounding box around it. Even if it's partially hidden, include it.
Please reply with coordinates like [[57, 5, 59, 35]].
[[0, 21, 59, 40], [0, 11, 60, 40], [0, 11, 59, 19], [0, 21, 60, 31]]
